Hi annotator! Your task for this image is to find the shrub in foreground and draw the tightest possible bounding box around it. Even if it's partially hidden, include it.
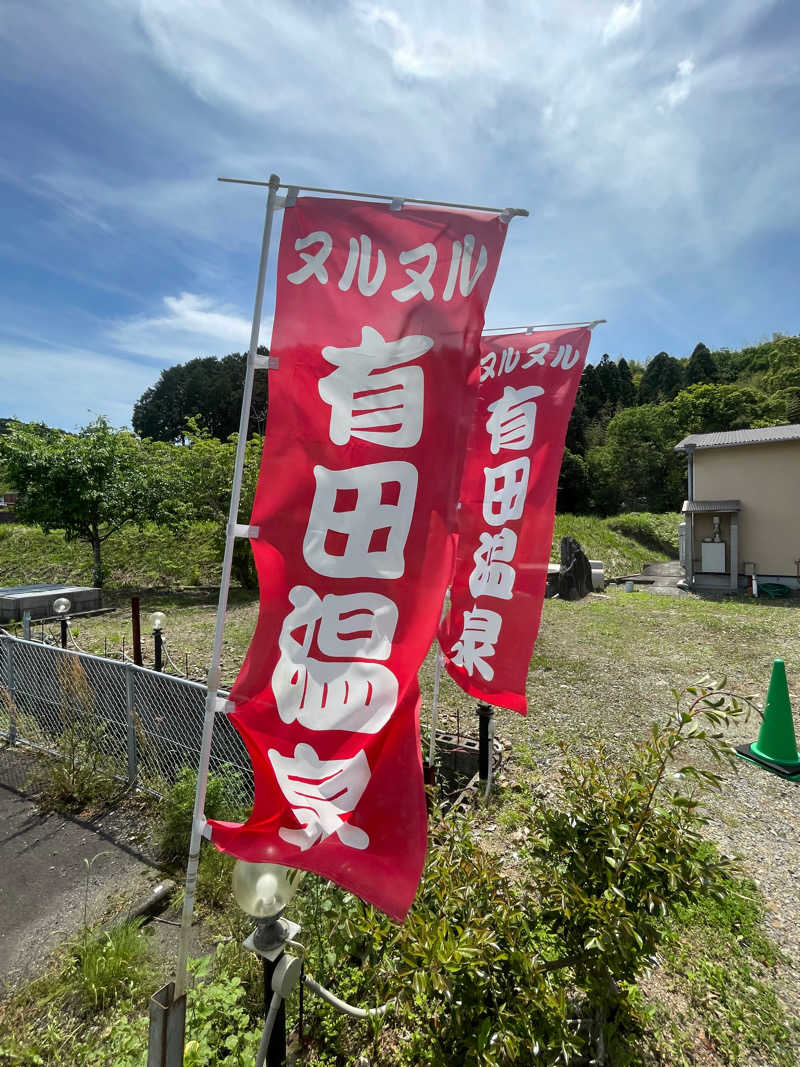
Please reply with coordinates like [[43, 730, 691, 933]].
[[296, 678, 756, 1065]]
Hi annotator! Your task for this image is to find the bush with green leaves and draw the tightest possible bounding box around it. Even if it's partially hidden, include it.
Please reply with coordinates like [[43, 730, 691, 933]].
[[522, 678, 757, 1061], [296, 813, 579, 1067], [155, 765, 245, 863], [294, 678, 760, 1066]]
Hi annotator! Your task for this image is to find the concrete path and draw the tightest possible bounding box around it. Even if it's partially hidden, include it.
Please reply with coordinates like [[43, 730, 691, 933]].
[[641, 561, 684, 578], [613, 560, 690, 597], [0, 745, 163, 991]]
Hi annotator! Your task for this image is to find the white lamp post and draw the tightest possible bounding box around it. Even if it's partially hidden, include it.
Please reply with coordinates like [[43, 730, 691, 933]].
[[233, 860, 304, 1067], [149, 611, 166, 672], [53, 596, 72, 649]]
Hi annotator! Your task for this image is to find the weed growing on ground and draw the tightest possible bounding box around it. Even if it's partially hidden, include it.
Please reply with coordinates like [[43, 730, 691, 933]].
[[69, 919, 151, 1011], [652, 877, 799, 1066], [0, 919, 155, 1065], [155, 765, 245, 863], [195, 843, 236, 910], [36, 657, 118, 812]]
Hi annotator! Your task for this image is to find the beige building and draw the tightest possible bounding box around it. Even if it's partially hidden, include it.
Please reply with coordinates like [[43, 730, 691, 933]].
[[675, 425, 800, 592]]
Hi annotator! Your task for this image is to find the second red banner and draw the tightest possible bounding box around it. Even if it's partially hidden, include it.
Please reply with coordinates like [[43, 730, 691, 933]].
[[439, 327, 592, 714]]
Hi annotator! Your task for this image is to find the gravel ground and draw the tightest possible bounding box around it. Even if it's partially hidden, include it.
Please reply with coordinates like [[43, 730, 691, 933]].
[[701, 758, 800, 1040]]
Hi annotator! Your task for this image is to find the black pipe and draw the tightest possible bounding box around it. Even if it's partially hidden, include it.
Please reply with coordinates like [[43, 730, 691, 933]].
[[131, 596, 143, 667], [477, 702, 493, 785], [154, 629, 163, 673]]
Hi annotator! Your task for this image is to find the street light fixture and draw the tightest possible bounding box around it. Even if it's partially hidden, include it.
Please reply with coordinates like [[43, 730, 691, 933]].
[[149, 611, 166, 672], [233, 860, 304, 1067], [53, 596, 72, 649]]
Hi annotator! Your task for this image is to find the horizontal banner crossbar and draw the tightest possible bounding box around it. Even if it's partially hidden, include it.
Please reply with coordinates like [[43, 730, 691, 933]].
[[218, 177, 528, 218], [484, 319, 606, 334]]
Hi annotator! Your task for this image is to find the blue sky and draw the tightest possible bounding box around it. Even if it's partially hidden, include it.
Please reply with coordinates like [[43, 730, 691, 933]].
[[1, 0, 798, 429]]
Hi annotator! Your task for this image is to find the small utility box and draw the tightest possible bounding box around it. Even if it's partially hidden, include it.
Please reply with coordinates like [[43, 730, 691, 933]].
[[0, 584, 102, 623], [700, 542, 726, 574]]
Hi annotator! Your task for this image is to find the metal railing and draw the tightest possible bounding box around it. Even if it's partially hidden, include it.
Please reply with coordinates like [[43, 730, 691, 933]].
[[0, 633, 253, 807]]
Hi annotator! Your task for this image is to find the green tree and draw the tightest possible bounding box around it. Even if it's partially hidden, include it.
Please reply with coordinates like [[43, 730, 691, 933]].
[[595, 383, 784, 513], [0, 418, 186, 586], [685, 342, 718, 386], [173, 420, 263, 588], [591, 404, 683, 511], [762, 335, 800, 395], [616, 357, 636, 407], [782, 390, 800, 423], [579, 363, 606, 419], [584, 446, 623, 515], [132, 349, 269, 443], [670, 383, 783, 436], [595, 353, 621, 409], [638, 351, 684, 404], [564, 394, 589, 455], [557, 448, 591, 513]]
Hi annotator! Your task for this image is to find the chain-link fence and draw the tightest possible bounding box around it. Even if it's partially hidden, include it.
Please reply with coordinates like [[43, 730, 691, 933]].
[[0, 633, 253, 807]]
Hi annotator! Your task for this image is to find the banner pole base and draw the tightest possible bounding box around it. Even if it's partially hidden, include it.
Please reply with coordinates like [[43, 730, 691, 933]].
[[476, 703, 494, 788]]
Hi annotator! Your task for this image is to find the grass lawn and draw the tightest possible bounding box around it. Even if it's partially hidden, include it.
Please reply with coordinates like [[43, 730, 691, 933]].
[[2, 514, 799, 1065], [0, 512, 680, 597]]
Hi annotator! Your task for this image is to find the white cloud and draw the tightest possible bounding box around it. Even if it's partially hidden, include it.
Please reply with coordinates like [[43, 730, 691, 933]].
[[109, 292, 258, 361], [15, 0, 794, 268], [1, 0, 799, 386], [0, 342, 158, 429], [352, 2, 499, 79], [603, 0, 642, 43], [662, 56, 695, 108]]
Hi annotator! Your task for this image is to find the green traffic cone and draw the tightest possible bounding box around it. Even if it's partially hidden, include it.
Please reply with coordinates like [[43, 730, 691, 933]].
[[737, 659, 800, 780]]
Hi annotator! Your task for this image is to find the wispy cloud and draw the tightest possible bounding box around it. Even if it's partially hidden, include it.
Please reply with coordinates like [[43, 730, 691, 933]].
[[0, 0, 799, 428], [662, 57, 695, 108], [109, 292, 257, 362], [352, 2, 500, 79], [603, 0, 642, 43], [0, 342, 159, 429]]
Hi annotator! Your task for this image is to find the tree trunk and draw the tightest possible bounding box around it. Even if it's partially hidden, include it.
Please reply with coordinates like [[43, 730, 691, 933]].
[[91, 533, 103, 587]]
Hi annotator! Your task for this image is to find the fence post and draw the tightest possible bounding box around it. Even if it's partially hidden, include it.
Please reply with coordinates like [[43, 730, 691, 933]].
[[5, 637, 17, 744], [125, 664, 138, 789]]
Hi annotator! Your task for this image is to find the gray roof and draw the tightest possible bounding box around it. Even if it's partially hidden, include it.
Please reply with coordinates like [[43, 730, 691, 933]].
[[675, 424, 800, 452], [682, 499, 740, 514]]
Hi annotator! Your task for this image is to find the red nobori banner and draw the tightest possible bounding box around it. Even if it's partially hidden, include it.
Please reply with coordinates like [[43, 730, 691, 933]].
[[209, 197, 508, 920], [439, 327, 592, 714]]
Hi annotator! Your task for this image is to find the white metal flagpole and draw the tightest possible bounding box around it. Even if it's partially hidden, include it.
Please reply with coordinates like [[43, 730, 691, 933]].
[[174, 173, 281, 1000], [427, 594, 450, 775], [427, 647, 444, 772]]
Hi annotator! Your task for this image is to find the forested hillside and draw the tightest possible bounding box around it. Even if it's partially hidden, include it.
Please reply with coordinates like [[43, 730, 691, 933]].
[[559, 333, 800, 514]]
